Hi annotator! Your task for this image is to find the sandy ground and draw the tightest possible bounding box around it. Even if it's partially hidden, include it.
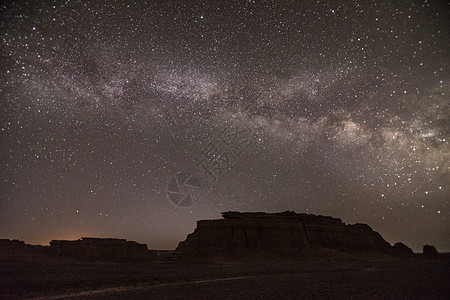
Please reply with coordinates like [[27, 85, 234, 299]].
[[1, 259, 449, 299]]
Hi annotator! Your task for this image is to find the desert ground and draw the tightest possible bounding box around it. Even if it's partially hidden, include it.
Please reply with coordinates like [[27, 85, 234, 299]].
[[1, 257, 449, 299]]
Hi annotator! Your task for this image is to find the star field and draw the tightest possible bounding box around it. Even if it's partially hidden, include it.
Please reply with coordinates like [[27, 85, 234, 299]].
[[0, 0, 448, 251]]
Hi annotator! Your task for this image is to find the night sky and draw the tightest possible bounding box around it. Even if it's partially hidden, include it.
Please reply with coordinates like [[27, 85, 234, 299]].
[[1, 0, 448, 252]]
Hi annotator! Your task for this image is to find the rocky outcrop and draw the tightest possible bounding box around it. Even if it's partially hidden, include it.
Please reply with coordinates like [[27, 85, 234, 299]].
[[423, 245, 440, 258], [1, 238, 157, 262], [392, 242, 414, 257], [0, 239, 29, 259], [0, 239, 53, 261], [0, 239, 27, 250], [49, 238, 154, 261], [176, 211, 411, 261]]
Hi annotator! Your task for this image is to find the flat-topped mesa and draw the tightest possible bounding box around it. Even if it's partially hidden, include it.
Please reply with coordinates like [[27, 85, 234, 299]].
[[176, 211, 407, 260], [50, 237, 152, 261], [222, 211, 343, 224]]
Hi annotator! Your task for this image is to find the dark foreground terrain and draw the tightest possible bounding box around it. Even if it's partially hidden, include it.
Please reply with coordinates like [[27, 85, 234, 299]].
[[1, 257, 449, 299]]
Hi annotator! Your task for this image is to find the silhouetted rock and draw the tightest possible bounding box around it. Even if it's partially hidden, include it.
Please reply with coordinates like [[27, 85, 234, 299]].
[[423, 245, 440, 258], [0, 239, 28, 258], [0, 239, 26, 249], [49, 237, 154, 262], [176, 211, 411, 261], [0, 239, 52, 261], [392, 242, 414, 257]]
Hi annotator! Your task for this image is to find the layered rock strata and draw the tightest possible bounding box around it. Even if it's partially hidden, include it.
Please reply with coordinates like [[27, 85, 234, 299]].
[[176, 211, 408, 260]]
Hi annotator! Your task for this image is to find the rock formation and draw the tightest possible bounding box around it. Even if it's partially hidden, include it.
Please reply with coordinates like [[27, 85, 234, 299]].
[[0, 239, 29, 259], [423, 244, 440, 258], [49, 237, 153, 261], [392, 242, 414, 256], [0, 239, 52, 261], [0, 238, 157, 262], [176, 211, 412, 261]]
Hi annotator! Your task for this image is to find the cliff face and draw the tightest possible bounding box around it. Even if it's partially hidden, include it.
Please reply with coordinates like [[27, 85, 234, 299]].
[[176, 211, 400, 260]]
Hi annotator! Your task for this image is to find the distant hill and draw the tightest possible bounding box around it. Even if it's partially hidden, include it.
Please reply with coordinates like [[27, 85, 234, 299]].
[[0, 238, 156, 262]]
